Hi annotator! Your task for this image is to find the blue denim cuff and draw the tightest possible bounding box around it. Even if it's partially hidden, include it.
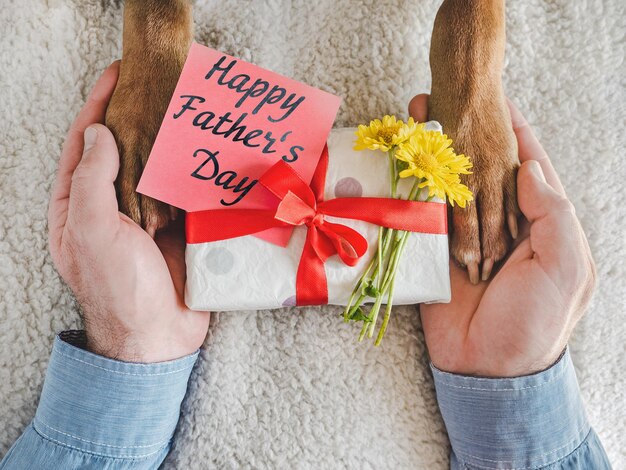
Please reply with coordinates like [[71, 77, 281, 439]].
[[431, 349, 591, 469], [33, 332, 199, 459]]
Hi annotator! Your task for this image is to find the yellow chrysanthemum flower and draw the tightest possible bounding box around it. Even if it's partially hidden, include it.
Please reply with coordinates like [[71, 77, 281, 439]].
[[395, 130, 474, 207], [354, 115, 425, 152]]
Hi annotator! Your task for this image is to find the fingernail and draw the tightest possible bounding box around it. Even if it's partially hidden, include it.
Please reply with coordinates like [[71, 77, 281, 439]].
[[529, 160, 546, 183], [84, 126, 98, 152]]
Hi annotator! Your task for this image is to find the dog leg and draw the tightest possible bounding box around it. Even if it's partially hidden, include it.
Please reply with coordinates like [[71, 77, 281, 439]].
[[106, 0, 193, 235], [429, 0, 520, 283]]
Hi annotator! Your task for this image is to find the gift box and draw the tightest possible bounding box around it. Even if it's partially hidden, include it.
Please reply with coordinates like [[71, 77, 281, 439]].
[[184, 123, 451, 311]]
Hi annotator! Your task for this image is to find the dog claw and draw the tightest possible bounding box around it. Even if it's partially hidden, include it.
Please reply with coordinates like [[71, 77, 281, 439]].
[[508, 213, 518, 239], [146, 224, 157, 239], [468, 262, 480, 285], [482, 258, 494, 281]]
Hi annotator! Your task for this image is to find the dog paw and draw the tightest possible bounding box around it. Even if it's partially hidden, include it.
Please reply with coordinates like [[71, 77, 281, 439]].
[[119, 173, 175, 238], [105, 67, 179, 236], [430, 98, 520, 282]]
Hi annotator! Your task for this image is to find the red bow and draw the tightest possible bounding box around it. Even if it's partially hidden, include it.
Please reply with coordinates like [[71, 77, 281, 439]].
[[186, 145, 447, 305]]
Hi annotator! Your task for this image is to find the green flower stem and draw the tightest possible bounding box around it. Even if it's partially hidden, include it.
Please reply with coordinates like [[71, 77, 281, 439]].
[[376, 180, 421, 290], [387, 149, 397, 198], [344, 294, 366, 322], [349, 156, 430, 342], [367, 232, 405, 337], [358, 319, 369, 342], [344, 221, 396, 322], [376, 226, 384, 290], [409, 179, 422, 201], [375, 270, 397, 346], [347, 230, 395, 322], [366, 245, 401, 337], [364, 149, 402, 334], [384, 230, 411, 289], [364, 223, 397, 326], [345, 228, 396, 321], [345, 162, 406, 324], [365, 290, 385, 338], [348, 292, 367, 317], [374, 148, 398, 291], [378, 227, 396, 289], [380, 191, 421, 289], [367, 179, 423, 339], [343, 253, 379, 321], [368, 223, 411, 340]]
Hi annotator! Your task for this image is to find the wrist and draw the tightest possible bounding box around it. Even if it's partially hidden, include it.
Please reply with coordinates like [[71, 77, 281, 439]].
[[84, 324, 189, 363], [430, 342, 567, 378]]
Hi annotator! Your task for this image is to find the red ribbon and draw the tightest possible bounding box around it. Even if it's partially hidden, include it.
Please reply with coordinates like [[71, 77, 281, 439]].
[[186, 145, 447, 306]]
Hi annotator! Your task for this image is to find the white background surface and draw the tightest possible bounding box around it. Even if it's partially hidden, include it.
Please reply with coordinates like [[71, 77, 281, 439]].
[[0, 0, 624, 467]]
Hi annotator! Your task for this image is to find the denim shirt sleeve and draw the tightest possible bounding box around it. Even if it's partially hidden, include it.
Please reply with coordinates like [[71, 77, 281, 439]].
[[431, 349, 612, 469], [0, 331, 199, 469]]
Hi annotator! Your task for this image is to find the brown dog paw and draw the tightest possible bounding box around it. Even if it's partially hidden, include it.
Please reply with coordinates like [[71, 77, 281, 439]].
[[428, 0, 519, 282], [431, 97, 520, 283], [105, 80, 174, 237], [105, 0, 193, 236]]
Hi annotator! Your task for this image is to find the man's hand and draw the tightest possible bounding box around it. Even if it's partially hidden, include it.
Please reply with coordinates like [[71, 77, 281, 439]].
[[409, 94, 596, 377], [48, 62, 211, 363]]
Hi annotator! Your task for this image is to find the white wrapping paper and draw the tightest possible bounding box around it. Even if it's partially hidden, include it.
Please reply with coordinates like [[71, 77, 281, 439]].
[[185, 123, 451, 311]]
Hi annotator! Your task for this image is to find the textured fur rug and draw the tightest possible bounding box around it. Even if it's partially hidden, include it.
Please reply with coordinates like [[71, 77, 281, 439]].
[[1, 1, 624, 468]]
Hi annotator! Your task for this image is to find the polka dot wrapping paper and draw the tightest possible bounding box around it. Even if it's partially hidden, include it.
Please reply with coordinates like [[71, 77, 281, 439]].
[[185, 125, 451, 311]]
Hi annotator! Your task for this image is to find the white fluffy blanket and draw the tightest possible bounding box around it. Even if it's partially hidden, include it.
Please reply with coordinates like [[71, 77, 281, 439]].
[[1, 1, 624, 468]]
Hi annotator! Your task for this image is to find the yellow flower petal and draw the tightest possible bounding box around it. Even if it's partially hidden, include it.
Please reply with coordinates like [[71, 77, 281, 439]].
[[394, 130, 474, 207], [354, 115, 426, 153]]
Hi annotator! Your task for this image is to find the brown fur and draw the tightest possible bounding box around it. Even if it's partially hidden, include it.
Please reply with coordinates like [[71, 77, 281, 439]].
[[429, 0, 520, 282], [107, 0, 519, 280], [105, 0, 193, 236]]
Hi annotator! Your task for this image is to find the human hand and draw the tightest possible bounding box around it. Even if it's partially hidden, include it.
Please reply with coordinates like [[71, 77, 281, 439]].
[[410, 94, 596, 377], [48, 62, 211, 363]]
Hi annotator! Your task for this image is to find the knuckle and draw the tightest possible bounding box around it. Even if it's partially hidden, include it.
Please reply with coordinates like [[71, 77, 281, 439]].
[[68, 203, 103, 234], [586, 255, 598, 290], [68, 189, 91, 221], [63, 220, 89, 248], [70, 167, 92, 189], [53, 235, 85, 283], [553, 196, 576, 214], [571, 253, 597, 300]]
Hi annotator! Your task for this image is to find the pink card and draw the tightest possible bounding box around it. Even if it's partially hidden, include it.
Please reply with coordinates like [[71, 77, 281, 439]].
[[137, 43, 341, 245]]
